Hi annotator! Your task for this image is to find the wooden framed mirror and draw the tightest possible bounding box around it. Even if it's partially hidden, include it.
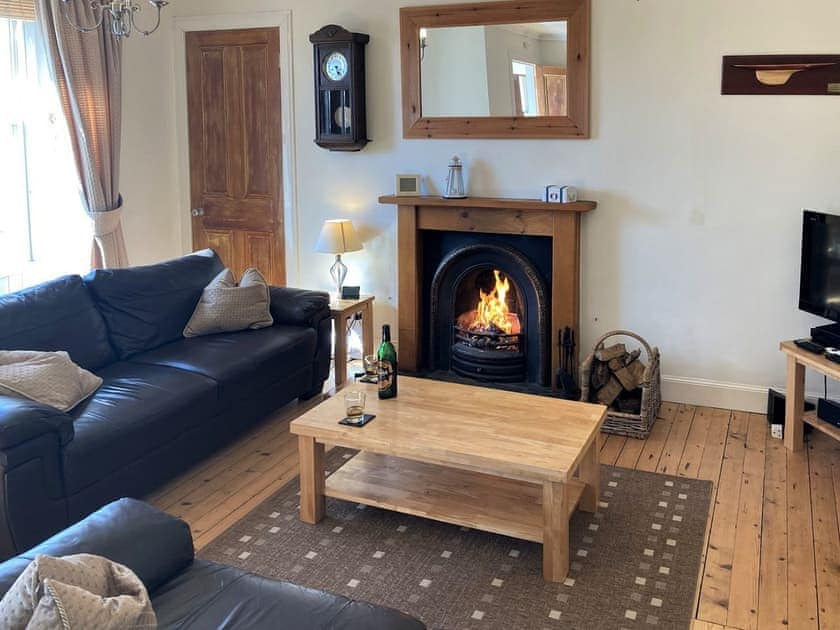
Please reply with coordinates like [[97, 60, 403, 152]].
[[400, 0, 590, 139]]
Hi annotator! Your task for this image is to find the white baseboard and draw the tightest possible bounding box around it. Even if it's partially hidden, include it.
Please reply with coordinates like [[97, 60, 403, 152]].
[[662, 375, 769, 413], [661, 375, 831, 414]]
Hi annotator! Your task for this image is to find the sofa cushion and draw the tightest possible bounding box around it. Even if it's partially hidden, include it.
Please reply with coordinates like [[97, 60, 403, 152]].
[[152, 560, 426, 630], [63, 363, 219, 495], [0, 351, 103, 412], [83, 249, 225, 359], [184, 268, 273, 338], [0, 275, 116, 371], [129, 325, 317, 403], [0, 553, 157, 630]]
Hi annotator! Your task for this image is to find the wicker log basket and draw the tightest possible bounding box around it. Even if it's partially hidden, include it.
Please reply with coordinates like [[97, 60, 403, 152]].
[[580, 330, 661, 439]]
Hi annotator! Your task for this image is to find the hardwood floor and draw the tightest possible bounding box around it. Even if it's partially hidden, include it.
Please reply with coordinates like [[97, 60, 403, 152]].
[[147, 393, 840, 629]]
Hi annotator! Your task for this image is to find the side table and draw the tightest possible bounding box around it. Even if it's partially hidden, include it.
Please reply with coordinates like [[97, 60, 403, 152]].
[[330, 295, 375, 388]]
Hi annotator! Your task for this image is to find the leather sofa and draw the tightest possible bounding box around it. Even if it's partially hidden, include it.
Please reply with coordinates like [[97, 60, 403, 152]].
[[0, 250, 332, 559], [0, 499, 425, 629]]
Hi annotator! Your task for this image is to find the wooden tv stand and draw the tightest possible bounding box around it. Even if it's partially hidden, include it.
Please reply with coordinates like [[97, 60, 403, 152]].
[[780, 340, 840, 451]]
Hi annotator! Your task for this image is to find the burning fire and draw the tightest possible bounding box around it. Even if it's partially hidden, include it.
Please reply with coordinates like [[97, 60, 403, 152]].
[[459, 270, 521, 335]]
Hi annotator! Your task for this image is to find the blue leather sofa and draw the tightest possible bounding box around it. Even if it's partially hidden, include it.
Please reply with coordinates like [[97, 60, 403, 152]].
[[0, 250, 331, 559], [0, 499, 425, 629]]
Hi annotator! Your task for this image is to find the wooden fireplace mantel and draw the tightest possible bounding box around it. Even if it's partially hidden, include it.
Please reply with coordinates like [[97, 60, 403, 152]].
[[378, 195, 597, 385]]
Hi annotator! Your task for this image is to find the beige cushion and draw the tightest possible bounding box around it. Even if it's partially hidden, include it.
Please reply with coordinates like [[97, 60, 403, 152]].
[[183, 268, 274, 338], [0, 351, 102, 412], [0, 553, 157, 630]]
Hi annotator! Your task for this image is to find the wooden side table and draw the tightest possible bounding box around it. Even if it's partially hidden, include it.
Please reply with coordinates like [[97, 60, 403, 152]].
[[330, 295, 375, 388], [781, 340, 840, 451]]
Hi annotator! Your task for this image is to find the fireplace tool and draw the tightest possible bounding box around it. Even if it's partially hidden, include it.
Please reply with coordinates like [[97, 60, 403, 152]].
[[556, 327, 580, 400]]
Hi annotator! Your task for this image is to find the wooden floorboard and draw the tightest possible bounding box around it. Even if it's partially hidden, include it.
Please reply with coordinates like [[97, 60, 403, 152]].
[[146, 386, 840, 630]]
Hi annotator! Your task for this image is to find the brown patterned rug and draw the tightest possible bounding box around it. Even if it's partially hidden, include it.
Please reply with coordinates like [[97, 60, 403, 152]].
[[200, 449, 712, 630]]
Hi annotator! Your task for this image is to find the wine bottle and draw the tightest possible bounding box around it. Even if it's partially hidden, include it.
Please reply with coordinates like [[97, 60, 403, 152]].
[[377, 324, 398, 399]]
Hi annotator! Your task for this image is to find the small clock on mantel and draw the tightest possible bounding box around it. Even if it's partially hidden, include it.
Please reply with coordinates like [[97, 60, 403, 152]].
[[310, 25, 370, 152]]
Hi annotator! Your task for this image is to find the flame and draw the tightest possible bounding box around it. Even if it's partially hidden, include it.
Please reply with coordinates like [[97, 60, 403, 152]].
[[472, 270, 514, 334]]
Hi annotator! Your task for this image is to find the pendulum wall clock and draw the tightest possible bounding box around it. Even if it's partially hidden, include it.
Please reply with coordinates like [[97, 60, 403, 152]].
[[310, 25, 370, 151]]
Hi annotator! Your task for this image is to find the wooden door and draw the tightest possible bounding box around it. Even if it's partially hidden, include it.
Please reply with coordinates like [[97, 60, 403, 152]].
[[536, 65, 567, 117], [186, 28, 286, 285]]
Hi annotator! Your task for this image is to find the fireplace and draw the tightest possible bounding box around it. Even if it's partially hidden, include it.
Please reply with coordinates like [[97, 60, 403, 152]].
[[452, 269, 525, 383], [379, 194, 596, 394], [428, 239, 551, 387]]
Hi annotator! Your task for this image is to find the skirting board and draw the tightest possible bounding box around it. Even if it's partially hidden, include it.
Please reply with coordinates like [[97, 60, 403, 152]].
[[662, 375, 828, 414]]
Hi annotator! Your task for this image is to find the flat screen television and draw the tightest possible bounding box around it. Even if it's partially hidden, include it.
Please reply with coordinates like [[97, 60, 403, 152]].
[[800, 210, 840, 323]]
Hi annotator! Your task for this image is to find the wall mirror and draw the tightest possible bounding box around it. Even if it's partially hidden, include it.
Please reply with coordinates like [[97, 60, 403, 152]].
[[400, 0, 590, 139]]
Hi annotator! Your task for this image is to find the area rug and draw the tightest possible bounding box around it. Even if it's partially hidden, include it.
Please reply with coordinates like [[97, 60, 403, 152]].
[[200, 449, 712, 630]]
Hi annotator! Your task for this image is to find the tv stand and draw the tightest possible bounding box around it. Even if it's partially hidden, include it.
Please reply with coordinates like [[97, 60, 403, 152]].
[[780, 341, 840, 451], [811, 322, 840, 347]]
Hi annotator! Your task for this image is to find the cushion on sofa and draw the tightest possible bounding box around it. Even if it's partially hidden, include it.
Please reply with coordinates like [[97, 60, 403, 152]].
[[0, 553, 156, 630], [184, 268, 273, 338], [0, 275, 116, 371], [83, 249, 225, 358], [130, 325, 317, 403], [0, 351, 102, 412], [63, 362, 219, 494]]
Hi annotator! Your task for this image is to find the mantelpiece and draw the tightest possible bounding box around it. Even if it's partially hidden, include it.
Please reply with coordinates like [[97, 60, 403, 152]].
[[378, 195, 596, 385]]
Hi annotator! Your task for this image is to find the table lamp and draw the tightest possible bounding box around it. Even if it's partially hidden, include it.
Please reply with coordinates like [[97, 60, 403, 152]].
[[314, 219, 363, 293]]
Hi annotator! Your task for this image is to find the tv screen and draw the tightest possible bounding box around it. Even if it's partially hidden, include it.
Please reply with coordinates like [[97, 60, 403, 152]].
[[800, 210, 840, 323]]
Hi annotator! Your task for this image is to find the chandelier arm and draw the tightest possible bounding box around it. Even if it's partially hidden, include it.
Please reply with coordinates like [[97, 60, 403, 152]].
[[130, 1, 166, 37], [60, 0, 107, 33]]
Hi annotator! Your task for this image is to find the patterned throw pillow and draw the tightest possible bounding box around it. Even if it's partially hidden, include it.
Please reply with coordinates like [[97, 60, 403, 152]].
[[0, 554, 156, 629], [183, 268, 274, 338], [0, 351, 102, 412]]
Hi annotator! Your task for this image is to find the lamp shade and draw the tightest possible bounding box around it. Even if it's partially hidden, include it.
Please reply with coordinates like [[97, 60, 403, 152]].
[[314, 219, 363, 254]]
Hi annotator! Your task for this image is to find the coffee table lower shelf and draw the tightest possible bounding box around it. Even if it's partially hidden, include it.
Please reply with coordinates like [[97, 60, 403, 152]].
[[325, 451, 586, 544]]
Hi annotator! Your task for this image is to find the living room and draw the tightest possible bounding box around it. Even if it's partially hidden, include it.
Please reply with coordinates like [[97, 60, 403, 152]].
[[0, 0, 838, 628]]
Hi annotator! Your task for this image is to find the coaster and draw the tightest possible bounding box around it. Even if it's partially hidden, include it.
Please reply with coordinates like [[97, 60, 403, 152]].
[[339, 414, 376, 428]]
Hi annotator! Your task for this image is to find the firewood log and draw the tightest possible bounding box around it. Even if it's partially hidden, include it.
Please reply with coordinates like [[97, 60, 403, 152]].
[[596, 377, 623, 406], [596, 343, 627, 362], [591, 361, 611, 390]]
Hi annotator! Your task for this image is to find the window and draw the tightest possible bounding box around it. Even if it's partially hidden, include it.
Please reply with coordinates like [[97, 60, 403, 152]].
[[0, 15, 90, 294]]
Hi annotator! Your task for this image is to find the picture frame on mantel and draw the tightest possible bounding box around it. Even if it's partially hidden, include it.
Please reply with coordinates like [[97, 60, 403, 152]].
[[399, 0, 591, 139]]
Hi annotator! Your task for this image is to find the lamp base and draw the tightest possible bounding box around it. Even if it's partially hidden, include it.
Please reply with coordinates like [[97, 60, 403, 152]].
[[330, 254, 348, 293]]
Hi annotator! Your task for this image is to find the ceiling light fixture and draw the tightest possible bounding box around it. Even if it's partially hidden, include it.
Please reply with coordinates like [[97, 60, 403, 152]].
[[60, 0, 169, 39]]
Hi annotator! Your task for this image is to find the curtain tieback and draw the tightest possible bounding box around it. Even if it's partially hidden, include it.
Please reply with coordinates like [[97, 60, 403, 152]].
[[90, 196, 124, 237]]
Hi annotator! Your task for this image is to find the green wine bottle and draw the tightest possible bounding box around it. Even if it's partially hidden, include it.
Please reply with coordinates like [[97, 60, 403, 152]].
[[377, 324, 398, 399]]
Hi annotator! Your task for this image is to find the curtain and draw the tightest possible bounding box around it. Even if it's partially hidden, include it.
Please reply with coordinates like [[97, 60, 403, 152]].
[[0, 0, 35, 21], [35, 0, 128, 269]]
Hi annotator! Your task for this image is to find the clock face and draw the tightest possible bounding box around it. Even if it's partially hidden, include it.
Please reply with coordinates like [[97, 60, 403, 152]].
[[324, 51, 349, 81]]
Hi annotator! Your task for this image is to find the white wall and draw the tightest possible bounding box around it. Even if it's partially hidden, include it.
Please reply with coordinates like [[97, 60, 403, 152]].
[[119, 0, 840, 412], [421, 26, 490, 117]]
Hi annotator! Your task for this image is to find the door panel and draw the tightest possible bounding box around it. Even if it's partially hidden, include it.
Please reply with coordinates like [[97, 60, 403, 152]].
[[186, 28, 286, 285], [204, 230, 235, 273]]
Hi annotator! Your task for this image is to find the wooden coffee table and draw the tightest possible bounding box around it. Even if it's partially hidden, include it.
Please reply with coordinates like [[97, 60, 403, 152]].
[[289, 377, 606, 582]]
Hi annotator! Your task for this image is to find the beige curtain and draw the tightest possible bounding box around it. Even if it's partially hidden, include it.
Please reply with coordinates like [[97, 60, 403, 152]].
[[0, 0, 36, 21], [36, 0, 128, 269]]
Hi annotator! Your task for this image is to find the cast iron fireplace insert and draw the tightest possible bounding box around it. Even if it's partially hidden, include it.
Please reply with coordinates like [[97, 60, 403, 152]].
[[425, 235, 551, 388]]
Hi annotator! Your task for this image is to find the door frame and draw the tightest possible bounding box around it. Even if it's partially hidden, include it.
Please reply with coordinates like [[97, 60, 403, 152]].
[[172, 12, 300, 285]]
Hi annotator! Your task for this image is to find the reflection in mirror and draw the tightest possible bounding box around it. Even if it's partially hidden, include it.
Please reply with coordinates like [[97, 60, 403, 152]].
[[420, 22, 568, 118]]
